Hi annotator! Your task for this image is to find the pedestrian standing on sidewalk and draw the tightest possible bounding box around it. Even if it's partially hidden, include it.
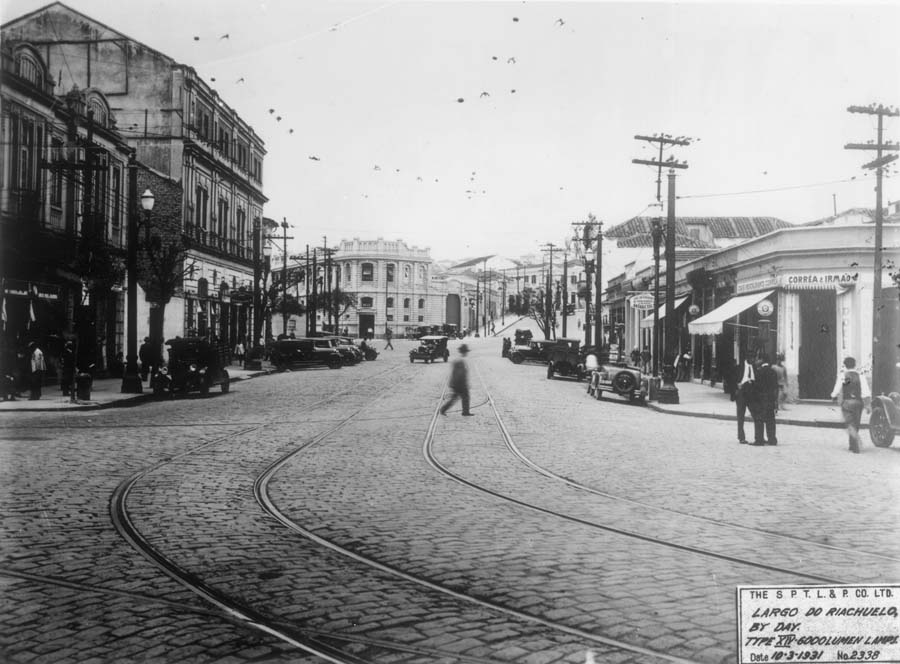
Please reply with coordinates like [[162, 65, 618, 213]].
[[732, 353, 756, 444], [440, 344, 473, 416], [28, 341, 46, 400], [384, 327, 394, 350], [139, 337, 151, 381], [640, 346, 651, 374], [234, 340, 245, 366], [60, 341, 75, 396], [630, 347, 641, 367], [750, 354, 778, 446], [830, 356, 871, 454], [773, 352, 788, 411]]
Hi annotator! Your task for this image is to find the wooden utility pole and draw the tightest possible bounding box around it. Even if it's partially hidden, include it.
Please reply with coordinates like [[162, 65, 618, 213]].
[[278, 219, 294, 336], [540, 243, 557, 339], [845, 103, 899, 394], [633, 133, 692, 403]]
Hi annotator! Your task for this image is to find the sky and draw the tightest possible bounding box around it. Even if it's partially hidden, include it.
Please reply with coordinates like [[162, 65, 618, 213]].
[[3, 0, 899, 263]]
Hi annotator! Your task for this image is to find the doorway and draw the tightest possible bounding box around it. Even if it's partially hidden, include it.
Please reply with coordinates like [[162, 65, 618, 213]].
[[798, 291, 836, 398], [358, 313, 375, 339]]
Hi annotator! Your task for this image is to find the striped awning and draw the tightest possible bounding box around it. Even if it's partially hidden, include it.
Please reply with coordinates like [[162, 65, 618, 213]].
[[688, 290, 774, 336]]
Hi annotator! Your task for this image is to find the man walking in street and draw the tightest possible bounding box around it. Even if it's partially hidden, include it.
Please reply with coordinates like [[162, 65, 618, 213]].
[[440, 344, 473, 416], [384, 326, 394, 350], [750, 354, 778, 446], [830, 356, 871, 454], [139, 337, 152, 381]]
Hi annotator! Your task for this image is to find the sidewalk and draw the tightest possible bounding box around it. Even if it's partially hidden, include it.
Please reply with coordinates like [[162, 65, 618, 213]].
[[0, 363, 274, 412], [646, 379, 851, 429]]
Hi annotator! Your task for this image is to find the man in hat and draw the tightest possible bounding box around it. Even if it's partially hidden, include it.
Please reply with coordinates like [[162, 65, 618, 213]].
[[28, 341, 46, 400], [440, 344, 473, 416]]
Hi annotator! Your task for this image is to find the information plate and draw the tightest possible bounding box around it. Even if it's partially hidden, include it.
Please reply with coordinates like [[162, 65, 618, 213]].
[[737, 585, 900, 663]]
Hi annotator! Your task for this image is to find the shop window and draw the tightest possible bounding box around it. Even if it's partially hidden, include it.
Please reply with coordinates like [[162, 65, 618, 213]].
[[361, 263, 373, 281], [197, 278, 209, 298]]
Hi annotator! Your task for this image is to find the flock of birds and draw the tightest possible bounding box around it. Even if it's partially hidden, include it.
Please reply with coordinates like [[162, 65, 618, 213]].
[[189, 12, 574, 202]]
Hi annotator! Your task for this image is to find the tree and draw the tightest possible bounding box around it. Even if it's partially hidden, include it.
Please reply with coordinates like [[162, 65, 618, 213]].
[[518, 286, 554, 340], [316, 286, 357, 330]]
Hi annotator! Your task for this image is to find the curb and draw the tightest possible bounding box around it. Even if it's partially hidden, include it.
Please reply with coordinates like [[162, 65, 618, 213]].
[[0, 369, 274, 413], [644, 402, 853, 430]]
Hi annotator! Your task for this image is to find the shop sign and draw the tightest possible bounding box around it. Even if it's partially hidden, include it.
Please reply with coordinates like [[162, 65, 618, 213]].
[[630, 293, 655, 310], [756, 299, 774, 317], [782, 272, 858, 289], [2, 280, 59, 300], [736, 277, 777, 294]]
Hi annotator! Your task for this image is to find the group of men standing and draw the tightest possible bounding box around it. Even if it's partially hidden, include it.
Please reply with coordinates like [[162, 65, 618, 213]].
[[732, 353, 782, 446]]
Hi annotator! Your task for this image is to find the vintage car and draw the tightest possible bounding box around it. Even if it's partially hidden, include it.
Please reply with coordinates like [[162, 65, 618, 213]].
[[546, 338, 591, 381], [152, 337, 230, 396], [587, 359, 649, 404], [269, 338, 343, 371], [508, 339, 556, 365], [514, 329, 533, 345], [313, 336, 363, 365], [870, 391, 900, 448], [409, 335, 450, 363]]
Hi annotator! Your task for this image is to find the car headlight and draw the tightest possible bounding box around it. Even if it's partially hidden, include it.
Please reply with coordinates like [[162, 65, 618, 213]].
[[189, 364, 197, 372]]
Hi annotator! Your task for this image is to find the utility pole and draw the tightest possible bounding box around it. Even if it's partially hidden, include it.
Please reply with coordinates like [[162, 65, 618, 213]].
[[541, 243, 556, 339], [561, 252, 568, 337], [279, 219, 294, 337], [305, 245, 310, 337], [572, 217, 602, 348], [633, 133, 692, 404], [845, 103, 899, 395]]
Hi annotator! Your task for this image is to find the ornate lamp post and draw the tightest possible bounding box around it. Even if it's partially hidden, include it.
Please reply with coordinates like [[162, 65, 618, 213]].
[[121, 183, 154, 393]]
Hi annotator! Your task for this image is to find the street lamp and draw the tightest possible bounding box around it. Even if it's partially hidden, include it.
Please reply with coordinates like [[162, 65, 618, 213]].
[[121, 178, 154, 393]]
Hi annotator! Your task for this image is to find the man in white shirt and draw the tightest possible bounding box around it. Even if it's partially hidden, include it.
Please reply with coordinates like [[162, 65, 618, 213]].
[[733, 354, 755, 444], [830, 356, 871, 454], [29, 342, 46, 400]]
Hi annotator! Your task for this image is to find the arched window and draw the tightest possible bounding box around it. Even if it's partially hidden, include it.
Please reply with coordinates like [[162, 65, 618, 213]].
[[418, 265, 426, 280], [14, 47, 45, 89], [197, 277, 209, 298], [386, 263, 395, 282], [87, 96, 109, 128], [345, 263, 352, 282], [403, 298, 410, 308], [418, 298, 425, 309], [386, 297, 394, 308], [360, 296, 373, 308], [361, 263, 373, 281], [403, 264, 410, 281]]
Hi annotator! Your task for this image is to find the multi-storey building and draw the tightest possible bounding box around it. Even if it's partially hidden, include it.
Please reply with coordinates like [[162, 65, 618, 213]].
[[3, 3, 267, 350], [1, 38, 132, 378]]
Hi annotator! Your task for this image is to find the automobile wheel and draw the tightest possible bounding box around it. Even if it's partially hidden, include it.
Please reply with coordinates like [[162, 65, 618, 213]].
[[612, 371, 637, 394], [200, 379, 210, 395], [221, 375, 230, 393], [546, 364, 554, 380], [410, 356, 414, 363], [869, 406, 895, 447], [511, 354, 523, 365], [328, 357, 342, 369]]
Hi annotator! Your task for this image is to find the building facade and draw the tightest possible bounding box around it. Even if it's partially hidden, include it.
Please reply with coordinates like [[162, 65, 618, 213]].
[[3, 3, 267, 352], [1, 39, 132, 380]]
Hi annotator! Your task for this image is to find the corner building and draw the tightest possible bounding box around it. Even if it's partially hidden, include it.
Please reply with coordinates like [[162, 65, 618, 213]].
[[3, 2, 267, 348]]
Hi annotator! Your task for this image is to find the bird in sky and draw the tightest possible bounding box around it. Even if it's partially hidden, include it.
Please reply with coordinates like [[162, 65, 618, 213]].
[[289, 129, 294, 134], [210, 77, 216, 82], [193, 36, 200, 41], [235, 77, 244, 83], [513, 17, 519, 22], [219, 33, 229, 40], [457, 97, 465, 103], [416, 176, 423, 181], [276, 116, 282, 121], [510, 89, 516, 94], [374, 165, 381, 171], [269, 109, 275, 114], [309, 155, 320, 161], [555, 18, 565, 26], [492, 56, 499, 61], [480, 91, 490, 98], [507, 57, 517, 64]]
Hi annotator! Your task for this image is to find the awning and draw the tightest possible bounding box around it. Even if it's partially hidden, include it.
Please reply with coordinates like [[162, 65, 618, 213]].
[[688, 290, 774, 336], [640, 296, 689, 329]]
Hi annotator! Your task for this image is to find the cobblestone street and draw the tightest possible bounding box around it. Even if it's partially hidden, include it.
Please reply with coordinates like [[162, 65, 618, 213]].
[[1, 337, 898, 664]]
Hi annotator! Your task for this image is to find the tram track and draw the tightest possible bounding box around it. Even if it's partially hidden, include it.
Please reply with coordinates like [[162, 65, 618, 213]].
[[473, 365, 900, 566]]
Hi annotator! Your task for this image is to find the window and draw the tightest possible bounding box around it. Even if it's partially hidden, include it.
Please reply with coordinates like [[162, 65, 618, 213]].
[[361, 263, 374, 281], [531, 275, 536, 284], [418, 265, 425, 280], [360, 296, 373, 308], [386, 314, 394, 321], [15, 49, 44, 89], [403, 298, 410, 308], [345, 263, 352, 282], [195, 186, 209, 234], [418, 315, 424, 322], [418, 298, 425, 309], [197, 278, 209, 298], [195, 105, 212, 141], [403, 315, 409, 322], [386, 263, 395, 282], [571, 275, 577, 285], [386, 297, 394, 308], [87, 98, 108, 128], [50, 138, 64, 206], [404, 265, 410, 281]]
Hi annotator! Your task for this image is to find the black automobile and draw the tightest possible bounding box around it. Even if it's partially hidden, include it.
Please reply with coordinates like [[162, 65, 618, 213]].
[[152, 337, 230, 396], [546, 338, 591, 381], [410, 335, 450, 363], [269, 338, 342, 371], [314, 336, 363, 365], [508, 339, 556, 365]]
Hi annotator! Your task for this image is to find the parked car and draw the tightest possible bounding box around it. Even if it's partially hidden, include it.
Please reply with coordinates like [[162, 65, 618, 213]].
[[508, 339, 556, 365], [587, 359, 649, 404], [313, 336, 362, 365], [546, 338, 590, 380], [514, 329, 533, 345], [870, 391, 900, 447], [269, 338, 343, 371], [152, 337, 230, 396], [409, 335, 450, 363]]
